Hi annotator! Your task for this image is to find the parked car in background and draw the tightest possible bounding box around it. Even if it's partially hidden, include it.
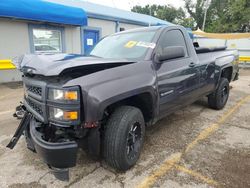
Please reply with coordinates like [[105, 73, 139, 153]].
[[34, 44, 59, 53]]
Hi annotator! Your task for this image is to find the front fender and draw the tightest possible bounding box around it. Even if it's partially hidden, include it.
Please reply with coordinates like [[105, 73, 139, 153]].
[[64, 60, 157, 123], [86, 85, 156, 122]]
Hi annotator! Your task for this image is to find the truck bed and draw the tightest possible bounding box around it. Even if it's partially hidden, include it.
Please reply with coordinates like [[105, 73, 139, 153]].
[[197, 49, 238, 65]]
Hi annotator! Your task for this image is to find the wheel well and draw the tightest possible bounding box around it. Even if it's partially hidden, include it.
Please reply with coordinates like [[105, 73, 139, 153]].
[[221, 67, 233, 82], [103, 93, 154, 124]]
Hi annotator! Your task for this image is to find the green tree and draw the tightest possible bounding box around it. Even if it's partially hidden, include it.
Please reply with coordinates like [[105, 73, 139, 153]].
[[208, 0, 250, 32], [131, 4, 195, 28], [183, 0, 250, 32], [183, 0, 207, 29], [176, 17, 196, 29], [132, 1, 250, 32]]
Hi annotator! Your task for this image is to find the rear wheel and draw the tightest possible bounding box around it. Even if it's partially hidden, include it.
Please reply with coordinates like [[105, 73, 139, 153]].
[[208, 78, 229, 110], [103, 106, 145, 171]]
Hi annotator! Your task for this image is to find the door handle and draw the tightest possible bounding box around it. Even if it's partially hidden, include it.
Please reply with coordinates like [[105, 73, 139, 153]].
[[189, 62, 196, 67]]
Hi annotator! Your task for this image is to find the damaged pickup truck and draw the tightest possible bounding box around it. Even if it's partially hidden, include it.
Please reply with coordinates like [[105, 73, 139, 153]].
[[7, 25, 239, 180]]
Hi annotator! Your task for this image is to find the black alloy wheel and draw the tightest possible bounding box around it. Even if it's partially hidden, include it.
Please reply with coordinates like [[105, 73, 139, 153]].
[[126, 122, 142, 160], [208, 78, 230, 110]]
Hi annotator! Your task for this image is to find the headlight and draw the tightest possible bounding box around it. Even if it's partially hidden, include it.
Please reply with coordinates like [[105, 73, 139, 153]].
[[49, 107, 78, 121], [48, 88, 78, 101]]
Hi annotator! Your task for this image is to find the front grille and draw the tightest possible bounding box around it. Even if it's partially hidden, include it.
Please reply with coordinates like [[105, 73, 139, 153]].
[[23, 77, 47, 122], [27, 85, 42, 96], [26, 98, 43, 116]]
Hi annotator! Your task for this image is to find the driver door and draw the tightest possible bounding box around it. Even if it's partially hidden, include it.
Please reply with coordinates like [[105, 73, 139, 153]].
[[155, 29, 200, 118]]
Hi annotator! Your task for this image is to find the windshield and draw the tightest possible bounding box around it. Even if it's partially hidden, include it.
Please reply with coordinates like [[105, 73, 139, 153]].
[[90, 31, 156, 59]]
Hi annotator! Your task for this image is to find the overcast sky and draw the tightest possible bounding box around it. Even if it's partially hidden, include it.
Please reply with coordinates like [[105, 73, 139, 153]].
[[84, 0, 185, 11]]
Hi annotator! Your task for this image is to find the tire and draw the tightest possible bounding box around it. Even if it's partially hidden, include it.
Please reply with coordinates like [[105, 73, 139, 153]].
[[208, 78, 230, 110], [103, 106, 145, 171]]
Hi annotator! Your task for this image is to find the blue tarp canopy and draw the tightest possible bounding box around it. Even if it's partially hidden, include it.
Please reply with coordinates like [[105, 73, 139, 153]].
[[0, 0, 87, 26]]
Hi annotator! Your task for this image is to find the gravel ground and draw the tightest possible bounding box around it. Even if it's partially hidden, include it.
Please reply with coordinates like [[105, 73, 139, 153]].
[[0, 69, 249, 188]]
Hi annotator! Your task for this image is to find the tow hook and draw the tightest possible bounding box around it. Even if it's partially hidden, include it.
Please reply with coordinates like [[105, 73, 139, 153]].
[[13, 102, 26, 119]]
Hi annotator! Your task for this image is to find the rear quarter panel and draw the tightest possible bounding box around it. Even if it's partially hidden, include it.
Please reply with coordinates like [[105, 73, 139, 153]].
[[197, 49, 238, 93], [215, 50, 239, 86]]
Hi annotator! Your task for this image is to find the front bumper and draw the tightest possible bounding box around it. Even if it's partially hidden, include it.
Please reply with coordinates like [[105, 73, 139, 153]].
[[29, 118, 78, 169]]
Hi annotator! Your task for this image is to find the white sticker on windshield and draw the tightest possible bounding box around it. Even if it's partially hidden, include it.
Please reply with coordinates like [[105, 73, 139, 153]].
[[136, 41, 156, 49]]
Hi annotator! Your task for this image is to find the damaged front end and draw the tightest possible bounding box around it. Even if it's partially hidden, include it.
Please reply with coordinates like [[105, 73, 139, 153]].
[[7, 53, 135, 180], [8, 111, 79, 180], [7, 74, 86, 181], [29, 117, 78, 180]]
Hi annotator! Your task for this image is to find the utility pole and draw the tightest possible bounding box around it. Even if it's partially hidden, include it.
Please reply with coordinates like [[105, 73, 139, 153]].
[[202, 0, 210, 31]]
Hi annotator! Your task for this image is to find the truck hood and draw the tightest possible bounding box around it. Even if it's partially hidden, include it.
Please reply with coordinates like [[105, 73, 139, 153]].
[[13, 54, 135, 76]]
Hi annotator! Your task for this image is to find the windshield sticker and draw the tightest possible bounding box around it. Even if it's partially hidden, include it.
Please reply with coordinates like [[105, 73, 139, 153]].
[[136, 41, 156, 49], [124, 41, 138, 48]]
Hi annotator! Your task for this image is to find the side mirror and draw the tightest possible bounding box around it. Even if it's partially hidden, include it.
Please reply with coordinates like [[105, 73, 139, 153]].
[[155, 46, 185, 63]]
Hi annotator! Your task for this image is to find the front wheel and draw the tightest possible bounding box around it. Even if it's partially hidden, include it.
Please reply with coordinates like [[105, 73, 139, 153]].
[[208, 78, 230, 110], [103, 106, 145, 171]]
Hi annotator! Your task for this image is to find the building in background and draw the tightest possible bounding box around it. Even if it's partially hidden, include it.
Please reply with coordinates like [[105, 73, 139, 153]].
[[0, 0, 172, 83]]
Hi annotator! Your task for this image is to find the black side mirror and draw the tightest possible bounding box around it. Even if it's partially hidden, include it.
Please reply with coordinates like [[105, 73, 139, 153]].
[[155, 46, 185, 63]]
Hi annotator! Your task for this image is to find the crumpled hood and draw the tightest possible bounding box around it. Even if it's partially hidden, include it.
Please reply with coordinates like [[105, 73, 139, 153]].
[[13, 54, 135, 76]]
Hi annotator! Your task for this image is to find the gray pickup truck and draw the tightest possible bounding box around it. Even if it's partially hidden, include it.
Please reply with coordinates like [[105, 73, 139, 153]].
[[7, 25, 239, 180]]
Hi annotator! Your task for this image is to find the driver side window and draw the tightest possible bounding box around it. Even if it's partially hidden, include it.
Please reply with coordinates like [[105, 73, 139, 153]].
[[157, 29, 188, 58]]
